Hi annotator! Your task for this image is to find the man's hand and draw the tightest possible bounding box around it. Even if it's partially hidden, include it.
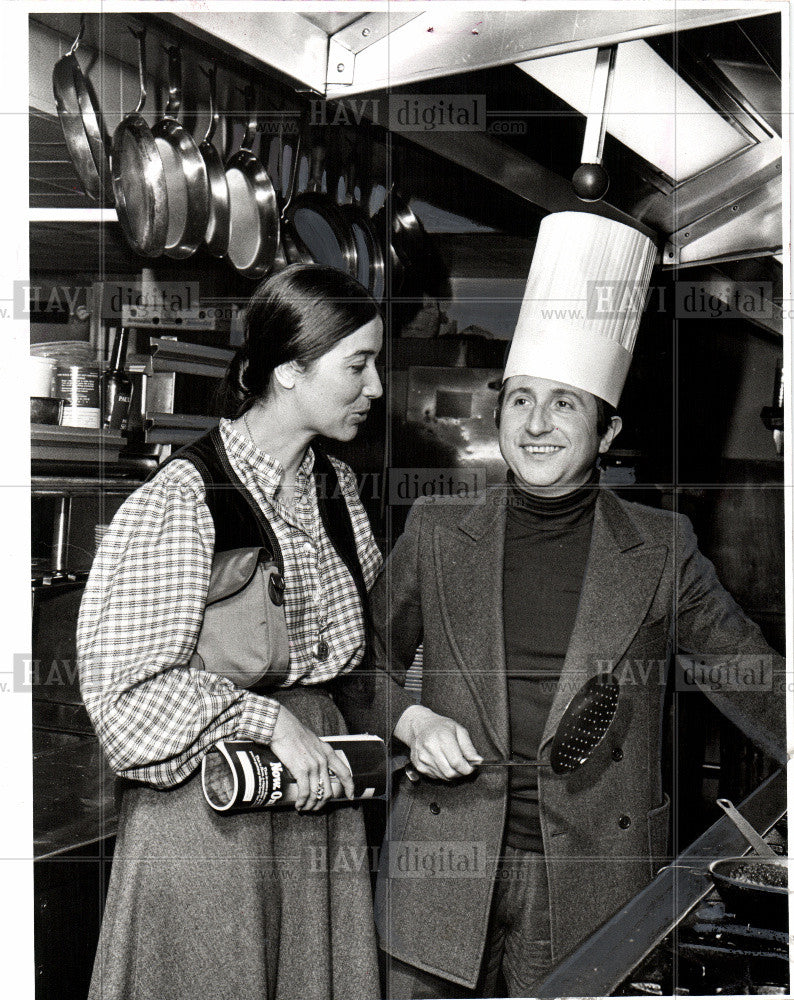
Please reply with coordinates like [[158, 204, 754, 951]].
[[394, 704, 482, 780]]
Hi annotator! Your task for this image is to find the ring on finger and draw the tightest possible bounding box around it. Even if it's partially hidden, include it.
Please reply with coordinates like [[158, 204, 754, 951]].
[[314, 779, 325, 800]]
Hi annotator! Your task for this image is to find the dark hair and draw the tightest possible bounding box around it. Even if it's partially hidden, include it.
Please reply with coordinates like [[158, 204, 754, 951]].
[[220, 264, 380, 417], [495, 385, 617, 437]]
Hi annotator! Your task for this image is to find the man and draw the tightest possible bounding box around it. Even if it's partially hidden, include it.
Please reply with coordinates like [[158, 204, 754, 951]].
[[364, 212, 786, 998]]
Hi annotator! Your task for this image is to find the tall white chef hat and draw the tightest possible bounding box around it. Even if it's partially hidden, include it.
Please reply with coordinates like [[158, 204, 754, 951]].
[[504, 212, 657, 408]]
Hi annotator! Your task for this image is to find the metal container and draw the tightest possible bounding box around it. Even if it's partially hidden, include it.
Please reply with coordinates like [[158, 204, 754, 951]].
[[54, 365, 101, 428], [30, 356, 56, 398], [30, 397, 64, 426]]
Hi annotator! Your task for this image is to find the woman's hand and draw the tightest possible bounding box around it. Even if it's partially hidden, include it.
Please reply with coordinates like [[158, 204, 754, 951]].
[[394, 704, 482, 780], [269, 705, 355, 810]]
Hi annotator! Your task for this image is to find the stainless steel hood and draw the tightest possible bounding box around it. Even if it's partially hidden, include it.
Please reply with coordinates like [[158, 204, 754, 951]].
[[160, 7, 784, 282], [30, 7, 785, 336]]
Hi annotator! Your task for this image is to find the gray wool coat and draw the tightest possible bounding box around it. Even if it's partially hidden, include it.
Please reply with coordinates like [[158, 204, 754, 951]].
[[363, 486, 786, 990]]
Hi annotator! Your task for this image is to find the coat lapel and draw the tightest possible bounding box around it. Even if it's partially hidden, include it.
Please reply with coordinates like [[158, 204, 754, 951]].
[[433, 489, 510, 758], [538, 490, 668, 756]]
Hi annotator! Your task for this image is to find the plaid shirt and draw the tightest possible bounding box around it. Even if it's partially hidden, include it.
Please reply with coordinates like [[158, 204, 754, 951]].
[[77, 418, 382, 788]]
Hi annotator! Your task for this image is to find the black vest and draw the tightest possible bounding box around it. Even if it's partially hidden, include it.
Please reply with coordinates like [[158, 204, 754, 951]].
[[158, 427, 374, 726]]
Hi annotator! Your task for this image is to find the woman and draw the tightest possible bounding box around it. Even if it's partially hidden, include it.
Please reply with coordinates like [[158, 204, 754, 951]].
[[77, 265, 384, 1000]]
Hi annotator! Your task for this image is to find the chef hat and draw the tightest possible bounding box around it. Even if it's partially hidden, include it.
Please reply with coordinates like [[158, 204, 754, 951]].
[[504, 212, 657, 408]]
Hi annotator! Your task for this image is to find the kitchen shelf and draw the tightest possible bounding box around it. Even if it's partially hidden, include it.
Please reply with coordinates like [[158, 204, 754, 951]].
[[144, 412, 217, 445], [31, 425, 124, 464], [32, 570, 90, 590], [150, 337, 234, 378], [29, 207, 118, 223]]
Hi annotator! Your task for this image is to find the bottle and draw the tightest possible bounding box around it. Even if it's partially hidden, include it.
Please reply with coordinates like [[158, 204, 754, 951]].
[[100, 327, 133, 431]]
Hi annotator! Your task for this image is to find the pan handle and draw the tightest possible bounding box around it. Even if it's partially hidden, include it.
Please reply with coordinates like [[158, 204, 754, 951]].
[[200, 63, 220, 145], [716, 798, 777, 859], [281, 126, 303, 218], [126, 27, 148, 116], [306, 126, 327, 194], [238, 85, 258, 154], [164, 45, 182, 119], [66, 15, 85, 57]]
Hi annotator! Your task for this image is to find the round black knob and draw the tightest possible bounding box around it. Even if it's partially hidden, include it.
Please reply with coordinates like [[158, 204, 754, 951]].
[[611, 747, 624, 762], [573, 163, 610, 202], [429, 802, 440, 815], [618, 814, 631, 829]]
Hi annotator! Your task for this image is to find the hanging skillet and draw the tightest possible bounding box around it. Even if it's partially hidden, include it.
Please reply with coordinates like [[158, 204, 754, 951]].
[[225, 86, 280, 279], [283, 123, 358, 276], [151, 46, 210, 260], [52, 17, 110, 201], [374, 184, 449, 299], [111, 28, 168, 258], [275, 124, 313, 269], [198, 64, 230, 258], [336, 132, 385, 301]]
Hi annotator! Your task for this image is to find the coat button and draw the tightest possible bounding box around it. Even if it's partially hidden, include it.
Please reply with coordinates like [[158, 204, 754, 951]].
[[429, 802, 440, 815], [618, 814, 631, 829], [611, 747, 624, 762]]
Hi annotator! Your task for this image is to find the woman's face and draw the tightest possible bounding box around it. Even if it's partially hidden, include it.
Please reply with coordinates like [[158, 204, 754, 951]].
[[294, 316, 384, 441]]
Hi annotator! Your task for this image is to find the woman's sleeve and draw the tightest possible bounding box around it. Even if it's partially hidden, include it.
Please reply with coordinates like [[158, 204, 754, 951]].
[[331, 458, 383, 589], [77, 460, 282, 788]]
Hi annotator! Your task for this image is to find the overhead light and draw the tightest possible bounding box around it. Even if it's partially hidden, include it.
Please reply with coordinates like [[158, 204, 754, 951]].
[[518, 40, 748, 182]]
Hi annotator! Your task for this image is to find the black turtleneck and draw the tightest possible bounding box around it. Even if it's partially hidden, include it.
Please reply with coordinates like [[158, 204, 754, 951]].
[[503, 469, 599, 852]]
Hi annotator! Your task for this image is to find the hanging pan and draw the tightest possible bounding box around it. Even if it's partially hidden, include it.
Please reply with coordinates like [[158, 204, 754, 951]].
[[337, 132, 385, 300], [225, 86, 280, 279], [282, 123, 358, 276], [274, 125, 313, 269], [52, 17, 110, 201], [111, 28, 168, 258], [151, 45, 210, 259], [198, 64, 230, 258]]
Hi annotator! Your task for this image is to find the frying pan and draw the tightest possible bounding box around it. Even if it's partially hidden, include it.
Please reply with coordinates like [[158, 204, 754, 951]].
[[52, 18, 109, 201], [403, 673, 620, 782], [337, 133, 386, 300], [283, 124, 358, 276], [709, 857, 788, 930], [151, 46, 210, 259], [277, 130, 316, 268], [374, 186, 450, 301], [198, 64, 230, 258], [707, 798, 788, 930], [111, 28, 168, 258], [225, 86, 280, 279]]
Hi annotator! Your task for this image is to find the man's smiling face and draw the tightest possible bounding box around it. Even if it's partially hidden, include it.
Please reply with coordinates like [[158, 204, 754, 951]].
[[498, 374, 621, 496]]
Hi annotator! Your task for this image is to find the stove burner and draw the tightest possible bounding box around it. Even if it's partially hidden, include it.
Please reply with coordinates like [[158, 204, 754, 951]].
[[618, 897, 789, 996]]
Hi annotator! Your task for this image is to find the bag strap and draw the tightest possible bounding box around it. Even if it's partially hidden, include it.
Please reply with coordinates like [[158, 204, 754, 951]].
[[160, 427, 281, 565]]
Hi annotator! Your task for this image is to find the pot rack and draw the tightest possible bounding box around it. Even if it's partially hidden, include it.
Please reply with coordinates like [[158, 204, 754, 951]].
[[30, 6, 784, 337]]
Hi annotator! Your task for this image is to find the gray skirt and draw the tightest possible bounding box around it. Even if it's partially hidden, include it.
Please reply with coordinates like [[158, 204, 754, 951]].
[[88, 687, 380, 1000]]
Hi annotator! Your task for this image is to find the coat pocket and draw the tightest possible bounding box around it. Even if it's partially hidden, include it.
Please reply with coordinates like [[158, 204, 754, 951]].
[[647, 792, 671, 876]]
